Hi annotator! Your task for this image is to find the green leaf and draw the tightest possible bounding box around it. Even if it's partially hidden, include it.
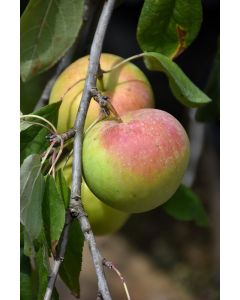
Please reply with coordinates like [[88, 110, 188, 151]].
[[35, 244, 54, 300], [20, 154, 45, 241], [55, 169, 71, 208], [142, 52, 211, 107], [196, 46, 220, 122], [20, 102, 61, 164], [21, 0, 84, 81], [21, 73, 49, 114], [59, 219, 84, 297], [162, 185, 209, 226], [23, 228, 36, 257], [20, 249, 33, 300], [137, 0, 202, 58], [43, 176, 66, 251], [20, 272, 33, 300], [21, 233, 59, 300]]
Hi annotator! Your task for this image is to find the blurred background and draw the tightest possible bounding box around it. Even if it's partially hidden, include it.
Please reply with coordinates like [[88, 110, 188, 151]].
[[21, 0, 220, 299]]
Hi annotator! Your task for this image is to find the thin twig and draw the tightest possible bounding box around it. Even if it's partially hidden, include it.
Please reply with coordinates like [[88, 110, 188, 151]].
[[70, 0, 116, 299], [34, 43, 78, 111], [41, 141, 57, 166], [46, 128, 76, 145], [102, 53, 145, 73], [20, 120, 53, 132], [60, 78, 85, 102], [20, 114, 57, 133], [47, 136, 64, 176], [43, 211, 73, 300], [103, 259, 131, 300]]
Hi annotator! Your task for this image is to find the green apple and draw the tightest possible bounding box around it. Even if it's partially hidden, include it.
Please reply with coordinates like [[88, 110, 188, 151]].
[[83, 108, 190, 213], [49, 53, 154, 132], [62, 158, 130, 235]]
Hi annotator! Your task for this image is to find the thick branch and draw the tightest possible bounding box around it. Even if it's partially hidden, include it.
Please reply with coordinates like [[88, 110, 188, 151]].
[[70, 0, 116, 299], [42, 1, 107, 299]]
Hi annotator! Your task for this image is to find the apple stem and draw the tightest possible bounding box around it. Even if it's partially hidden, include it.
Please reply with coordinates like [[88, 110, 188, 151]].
[[98, 76, 105, 91], [102, 53, 146, 74], [97, 63, 106, 91], [60, 77, 85, 101], [107, 102, 123, 123], [84, 114, 107, 135], [91, 87, 123, 122]]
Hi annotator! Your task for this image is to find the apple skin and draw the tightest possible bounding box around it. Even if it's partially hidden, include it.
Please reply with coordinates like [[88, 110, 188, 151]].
[[83, 108, 190, 213], [49, 53, 154, 132], [81, 182, 130, 235], [62, 159, 130, 235]]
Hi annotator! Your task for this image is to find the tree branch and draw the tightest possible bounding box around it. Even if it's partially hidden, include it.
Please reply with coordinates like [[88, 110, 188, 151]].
[[34, 45, 77, 111], [70, 0, 116, 299], [42, 0, 114, 299], [43, 0, 116, 299], [43, 211, 73, 300]]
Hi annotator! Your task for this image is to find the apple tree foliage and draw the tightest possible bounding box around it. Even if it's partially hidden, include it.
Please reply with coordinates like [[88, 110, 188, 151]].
[[20, 0, 218, 298]]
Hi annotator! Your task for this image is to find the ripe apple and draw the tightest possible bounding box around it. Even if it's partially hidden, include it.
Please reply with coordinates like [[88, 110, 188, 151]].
[[61, 159, 130, 235], [49, 53, 154, 132], [83, 108, 190, 213]]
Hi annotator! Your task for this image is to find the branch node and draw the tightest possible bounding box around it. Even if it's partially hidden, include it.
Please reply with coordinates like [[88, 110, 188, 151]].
[[91, 87, 123, 122], [71, 195, 81, 201], [69, 207, 80, 218], [59, 256, 64, 262], [97, 291, 104, 300]]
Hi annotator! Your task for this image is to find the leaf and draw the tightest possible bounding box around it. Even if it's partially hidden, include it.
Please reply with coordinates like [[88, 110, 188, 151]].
[[20, 0, 84, 81], [21, 73, 49, 114], [20, 102, 61, 164], [20, 272, 33, 300], [35, 244, 59, 300], [20, 154, 45, 241], [43, 176, 66, 252], [20, 249, 33, 300], [23, 228, 36, 257], [59, 219, 84, 297], [196, 46, 220, 122], [162, 185, 209, 226], [21, 230, 59, 300], [142, 52, 211, 107], [55, 169, 71, 208], [137, 0, 202, 59]]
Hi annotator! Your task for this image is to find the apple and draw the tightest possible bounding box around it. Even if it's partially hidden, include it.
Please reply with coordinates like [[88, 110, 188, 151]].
[[82, 108, 190, 213], [81, 182, 130, 235], [61, 158, 130, 235], [49, 53, 154, 132]]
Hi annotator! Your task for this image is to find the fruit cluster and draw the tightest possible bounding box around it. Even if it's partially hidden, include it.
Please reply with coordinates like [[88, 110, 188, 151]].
[[50, 53, 190, 235]]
